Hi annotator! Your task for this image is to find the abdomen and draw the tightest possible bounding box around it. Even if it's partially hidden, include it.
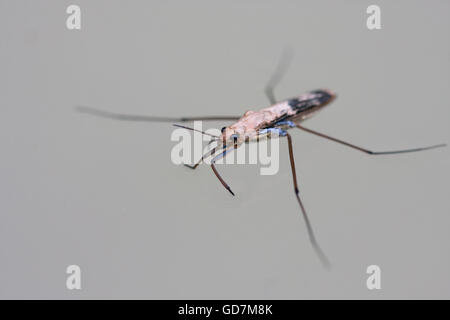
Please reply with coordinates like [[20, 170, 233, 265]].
[[286, 89, 336, 122]]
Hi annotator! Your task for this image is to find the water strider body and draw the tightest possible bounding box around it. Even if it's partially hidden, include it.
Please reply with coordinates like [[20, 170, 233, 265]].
[[77, 51, 445, 268], [221, 89, 336, 145]]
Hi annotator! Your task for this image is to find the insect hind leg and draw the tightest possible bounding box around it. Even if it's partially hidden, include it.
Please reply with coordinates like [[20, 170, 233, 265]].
[[259, 127, 288, 137], [296, 124, 446, 155], [258, 121, 295, 138], [274, 120, 296, 128]]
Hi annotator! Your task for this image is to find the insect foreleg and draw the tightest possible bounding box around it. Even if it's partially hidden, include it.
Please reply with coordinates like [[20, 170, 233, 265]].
[[296, 125, 446, 155], [210, 148, 235, 196], [184, 145, 216, 170], [285, 132, 331, 268]]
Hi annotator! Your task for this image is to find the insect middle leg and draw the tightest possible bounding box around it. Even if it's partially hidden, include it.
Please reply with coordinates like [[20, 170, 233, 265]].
[[283, 131, 331, 268], [264, 47, 294, 105]]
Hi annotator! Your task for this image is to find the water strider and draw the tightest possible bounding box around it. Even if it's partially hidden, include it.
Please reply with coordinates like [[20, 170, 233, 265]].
[[76, 49, 446, 267]]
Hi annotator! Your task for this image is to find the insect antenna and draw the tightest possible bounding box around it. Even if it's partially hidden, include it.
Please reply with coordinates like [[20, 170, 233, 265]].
[[172, 124, 219, 139]]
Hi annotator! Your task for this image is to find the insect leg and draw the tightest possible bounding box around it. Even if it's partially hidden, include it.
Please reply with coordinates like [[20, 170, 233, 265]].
[[76, 105, 240, 122], [210, 148, 235, 196], [285, 132, 331, 268], [184, 145, 216, 170], [264, 47, 294, 105], [274, 120, 296, 129], [296, 125, 446, 155]]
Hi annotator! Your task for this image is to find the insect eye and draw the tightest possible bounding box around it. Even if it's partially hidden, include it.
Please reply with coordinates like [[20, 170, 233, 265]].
[[221, 127, 226, 133]]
